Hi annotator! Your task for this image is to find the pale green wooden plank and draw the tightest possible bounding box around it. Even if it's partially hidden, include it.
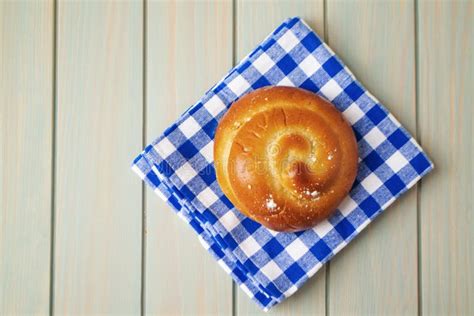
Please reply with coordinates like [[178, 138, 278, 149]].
[[54, 1, 142, 314], [235, 1, 325, 314], [326, 1, 418, 315], [236, 0, 325, 58], [0, 1, 53, 314], [418, 1, 473, 314], [145, 1, 233, 315]]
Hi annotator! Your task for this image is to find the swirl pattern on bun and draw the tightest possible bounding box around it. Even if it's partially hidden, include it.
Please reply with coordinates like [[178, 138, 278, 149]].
[[214, 86, 358, 232]]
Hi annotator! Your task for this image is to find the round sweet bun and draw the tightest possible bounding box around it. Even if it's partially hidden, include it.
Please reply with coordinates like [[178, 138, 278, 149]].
[[214, 86, 358, 232]]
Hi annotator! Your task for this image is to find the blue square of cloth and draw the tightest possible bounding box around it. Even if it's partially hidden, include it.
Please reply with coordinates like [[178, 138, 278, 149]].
[[322, 56, 344, 77], [284, 263, 307, 283], [366, 105, 388, 125], [334, 218, 356, 240], [276, 55, 299, 75], [300, 32, 322, 52], [310, 239, 332, 261], [345, 82, 365, 101], [388, 128, 410, 149], [263, 238, 286, 257]]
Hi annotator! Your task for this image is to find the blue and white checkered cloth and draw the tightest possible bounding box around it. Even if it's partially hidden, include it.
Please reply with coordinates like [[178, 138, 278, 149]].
[[132, 17, 433, 310]]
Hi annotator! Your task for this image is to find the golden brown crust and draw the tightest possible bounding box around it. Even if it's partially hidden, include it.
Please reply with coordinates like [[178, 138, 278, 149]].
[[214, 86, 358, 232]]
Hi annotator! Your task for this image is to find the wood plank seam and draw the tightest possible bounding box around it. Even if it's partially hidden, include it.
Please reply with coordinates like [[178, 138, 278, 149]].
[[414, 1, 423, 315], [232, 0, 237, 315], [50, 0, 58, 315], [323, 2, 329, 316], [141, 1, 148, 315]]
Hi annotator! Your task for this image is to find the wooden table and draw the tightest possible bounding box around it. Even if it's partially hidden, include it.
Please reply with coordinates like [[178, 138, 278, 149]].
[[1, 0, 472, 315]]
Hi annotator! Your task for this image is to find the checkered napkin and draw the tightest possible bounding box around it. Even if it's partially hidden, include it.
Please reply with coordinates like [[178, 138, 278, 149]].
[[132, 17, 433, 310]]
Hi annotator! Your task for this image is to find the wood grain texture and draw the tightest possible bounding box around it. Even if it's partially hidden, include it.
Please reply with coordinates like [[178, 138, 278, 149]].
[[0, 1, 53, 314], [1, 1, 472, 315], [54, 1, 142, 314], [326, 1, 419, 315], [418, 1, 473, 314], [235, 1, 325, 314], [145, 1, 233, 315]]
